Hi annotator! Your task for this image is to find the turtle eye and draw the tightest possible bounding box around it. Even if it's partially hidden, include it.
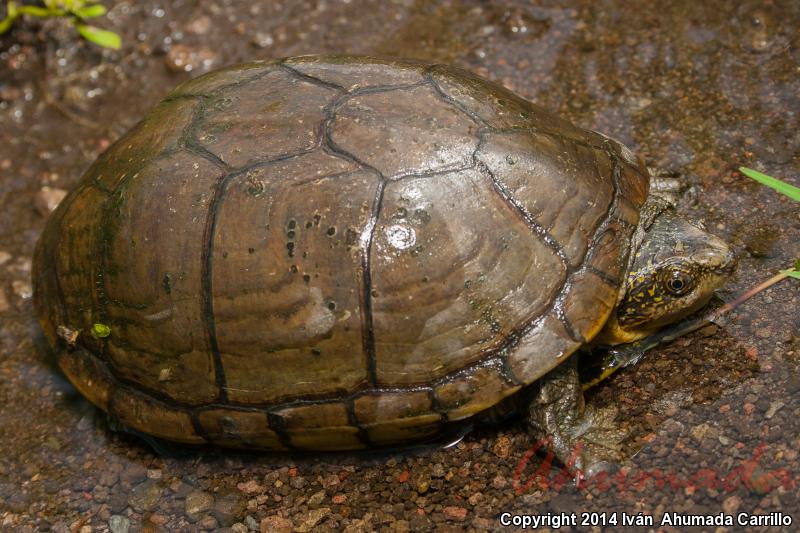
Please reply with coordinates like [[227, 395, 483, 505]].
[[665, 270, 693, 295]]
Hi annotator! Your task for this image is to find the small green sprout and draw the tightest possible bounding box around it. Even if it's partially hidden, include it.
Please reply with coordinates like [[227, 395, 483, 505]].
[[0, 0, 121, 50], [91, 322, 111, 338]]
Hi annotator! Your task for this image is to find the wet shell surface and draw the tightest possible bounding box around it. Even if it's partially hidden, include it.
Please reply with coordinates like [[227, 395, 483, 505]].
[[33, 56, 648, 450]]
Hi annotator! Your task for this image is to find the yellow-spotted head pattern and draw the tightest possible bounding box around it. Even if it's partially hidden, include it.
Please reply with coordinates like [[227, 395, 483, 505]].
[[608, 204, 735, 343]]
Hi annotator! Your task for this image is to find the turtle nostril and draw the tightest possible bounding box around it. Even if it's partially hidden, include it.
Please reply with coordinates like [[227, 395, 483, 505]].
[[723, 249, 737, 272]]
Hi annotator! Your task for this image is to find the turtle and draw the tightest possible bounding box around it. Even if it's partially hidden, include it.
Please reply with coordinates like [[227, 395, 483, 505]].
[[32, 55, 734, 473]]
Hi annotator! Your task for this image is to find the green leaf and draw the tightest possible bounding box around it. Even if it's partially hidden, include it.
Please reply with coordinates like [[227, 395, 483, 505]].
[[739, 166, 800, 202], [73, 4, 106, 18], [0, 16, 16, 35], [781, 268, 800, 280], [76, 23, 120, 49], [17, 5, 60, 17]]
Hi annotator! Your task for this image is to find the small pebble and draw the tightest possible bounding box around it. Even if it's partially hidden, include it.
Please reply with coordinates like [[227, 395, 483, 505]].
[[237, 479, 264, 494], [212, 488, 247, 526], [260, 515, 292, 533], [184, 490, 214, 522], [186, 15, 212, 35], [765, 401, 784, 419], [34, 186, 68, 216], [244, 515, 259, 531], [11, 280, 32, 300], [166, 44, 217, 73], [443, 506, 468, 522], [295, 507, 330, 533], [492, 436, 513, 458], [107, 515, 130, 533], [307, 489, 326, 507]]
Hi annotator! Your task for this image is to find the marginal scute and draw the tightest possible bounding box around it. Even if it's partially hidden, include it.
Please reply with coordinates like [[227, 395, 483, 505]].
[[430, 64, 610, 146], [435, 363, 520, 421], [285, 55, 425, 91], [196, 69, 337, 167], [275, 403, 363, 450], [42, 185, 105, 347], [110, 387, 205, 444], [372, 169, 565, 386], [562, 270, 619, 342], [331, 84, 480, 178], [58, 348, 112, 411], [103, 152, 224, 405], [197, 409, 285, 450], [617, 158, 649, 209], [508, 314, 581, 384], [354, 391, 441, 444], [91, 97, 199, 191], [587, 223, 628, 283], [213, 164, 376, 404]]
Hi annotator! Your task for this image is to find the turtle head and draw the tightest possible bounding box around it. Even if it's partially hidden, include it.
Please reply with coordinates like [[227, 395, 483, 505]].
[[599, 200, 736, 345]]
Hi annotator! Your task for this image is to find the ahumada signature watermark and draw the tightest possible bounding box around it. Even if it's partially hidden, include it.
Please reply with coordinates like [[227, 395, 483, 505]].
[[512, 436, 797, 494]]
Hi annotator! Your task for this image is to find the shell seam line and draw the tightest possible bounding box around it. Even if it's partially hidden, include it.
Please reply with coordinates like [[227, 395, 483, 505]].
[[200, 168, 230, 403], [476, 159, 571, 268], [361, 181, 384, 386], [265, 412, 295, 450], [424, 67, 491, 129], [345, 398, 374, 447], [320, 89, 388, 387]]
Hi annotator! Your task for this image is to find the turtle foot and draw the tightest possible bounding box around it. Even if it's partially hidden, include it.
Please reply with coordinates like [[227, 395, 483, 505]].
[[526, 355, 627, 479], [562, 405, 626, 478]]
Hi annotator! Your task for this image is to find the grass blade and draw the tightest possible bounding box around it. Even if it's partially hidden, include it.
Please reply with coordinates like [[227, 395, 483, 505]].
[[739, 166, 800, 202]]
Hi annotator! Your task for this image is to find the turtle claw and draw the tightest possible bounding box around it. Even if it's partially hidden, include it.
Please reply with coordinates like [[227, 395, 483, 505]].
[[566, 405, 626, 476]]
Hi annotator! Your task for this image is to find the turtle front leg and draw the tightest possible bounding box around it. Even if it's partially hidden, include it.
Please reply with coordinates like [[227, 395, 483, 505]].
[[647, 167, 686, 206], [526, 354, 626, 478]]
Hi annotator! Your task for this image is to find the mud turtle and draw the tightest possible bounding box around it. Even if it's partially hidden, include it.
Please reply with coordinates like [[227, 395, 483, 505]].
[[33, 56, 734, 471]]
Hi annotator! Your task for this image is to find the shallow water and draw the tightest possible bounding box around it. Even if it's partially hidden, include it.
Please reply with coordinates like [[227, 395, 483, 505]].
[[1, 1, 798, 531]]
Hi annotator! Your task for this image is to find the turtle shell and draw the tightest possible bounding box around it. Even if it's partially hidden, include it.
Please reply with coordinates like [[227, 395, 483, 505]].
[[33, 55, 648, 450]]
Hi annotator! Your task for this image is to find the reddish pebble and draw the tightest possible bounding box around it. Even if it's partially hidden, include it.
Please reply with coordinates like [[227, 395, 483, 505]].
[[744, 403, 755, 415], [398, 470, 410, 483], [237, 479, 264, 494], [288, 468, 297, 477], [745, 346, 758, 361], [443, 506, 468, 522], [719, 404, 731, 413], [332, 494, 346, 504], [149, 514, 169, 526]]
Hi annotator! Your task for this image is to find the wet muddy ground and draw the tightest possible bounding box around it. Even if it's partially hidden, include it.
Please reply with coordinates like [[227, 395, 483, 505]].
[[1, 1, 798, 531]]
